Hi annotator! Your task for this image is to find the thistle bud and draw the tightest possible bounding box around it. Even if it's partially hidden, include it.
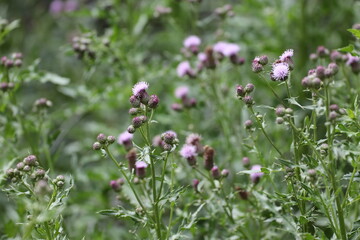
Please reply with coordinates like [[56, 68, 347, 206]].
[[242, 157, 250, 168], [97, 133, 107, 144], [236, 187, 249, 200], [192, 179, 200, 192], [329, 111, 338, 121], [16, 162, 25, 170], [129, 95, 140, 108], [252, 61, 263, 73], [23, 155, 37, 166], [203, 145, 215, 170], [107, 136, 116, 144], [244, 120, 253, 129], [236, 85, 245, 97], [161, 131, 177, 144], [132, 117, 143, 128], [316, 46, 329, 58], [275, 106, 286, 117], [315, 66, 326, 79], [129, 108, 140, 116], [259, 55, 268, 65], [244, 83, 255, 93], [148, 95, 159, 109], [126, 149, 137, 172], [127, 125, 136, 133], [135, 161, 148, 178], [276, 117, 284, 124], [221, 169, 230, 177], [211, 166, 220, 179], [93, 142, 102, 150], [243, 95, 254, 106]]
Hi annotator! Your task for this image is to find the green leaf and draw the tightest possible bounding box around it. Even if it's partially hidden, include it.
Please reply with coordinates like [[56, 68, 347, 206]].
[[40, 72, 70, 85], [337, 44, 354, 53], [348, 29, 360, 39]]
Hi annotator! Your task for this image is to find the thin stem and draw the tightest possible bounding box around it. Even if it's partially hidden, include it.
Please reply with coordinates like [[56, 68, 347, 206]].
[[157, 153, 170, 201], [104, 147, 150, 220], [249, 107, 282, 156]]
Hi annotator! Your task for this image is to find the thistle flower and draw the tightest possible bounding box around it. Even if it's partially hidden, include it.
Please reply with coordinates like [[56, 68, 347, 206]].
[[135, 161, 148, 178], [177, 61, 195, 78], [250, 165, 264, 184], [346, 54, 360, 74], [316, 46, 329, 58], [213, 42, 240, 57], [148, 94, 159, 108], [221, 169, 230, 177], [183, 35, 201, 54], [244, 120, 253, 129], [180, 145, 197, 166], [49, 0, 63, 15], [270, 63, 289, 81], [192, 179, 200, 192], [161, 130, 177, 144], [242, 157, 250, 168], [185, 133, 203, 154], [279, 49, 294, 62], [132, 82, 149, 97], [197, 53, 207, 63], [64, 0, 78, 12], [175, 86, 189, 99], [211, 166, 220, 179], [118, 131, 133, 150]]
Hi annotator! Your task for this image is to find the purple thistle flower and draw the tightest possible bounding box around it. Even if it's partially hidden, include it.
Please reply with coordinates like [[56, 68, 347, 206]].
[[250, 165, 264, 184], [118, 131, 133, 145], [49, 0, 63, 15], [175, 86, 189, 99], [177, 61, 195, 77], [346, 54, 360, 66], [271, 63, 290, 81], [185, 133, 202, 145], [197, 52, 207, 63], [213, 42, 240, 57], [183, 35, 201, 49], [180, 145, 197, 159], [135, 161, 148, 178], [132, 82, 149, 96], [279, 49, 294, 62]]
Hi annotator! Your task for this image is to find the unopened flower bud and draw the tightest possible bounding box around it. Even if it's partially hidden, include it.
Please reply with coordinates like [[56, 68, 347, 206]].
[[132, 117, 143, 128], [276, 117, 284, 124], [139, 91, 150, 105], [23, 155, 37, 166], [329, 111, 338, 121], [56, 175, 65, 181], [211, 166, 220, 179], [148, 95, 159, 109], [309, 53, 317, 61], [308, 169, 317, 177], [162, 143, 172, 151], [14, 59, 22, 67], [236, 85, 245, 98], [135, 161, 148, 178], [129, 108, 140, 116], [243, 95, 254, 106], [316, 46, 329, 58], [244, 83, 255, 93], [244, 120, 253, 129], [161, 131, 177, 144], [259, 55, 268, 65], [301, 77, 311, 88], [330, 104, 339, 112], [107, 136, 116, 144], [16, 162, 25, 170], [129, 95, 140, 108], [203, 145, 215, 170], [330, 51, 342, 63], [56, 181, 64, 188], [252, 61, 263, 73], [312, 77, 322, 89], [171, 103, 183, 112], [126, 149, 137, 172], [23, 165, 31, 172], [275, 106, 285, 116], [242, 157, 250, 168], [93, 142, 102, 150], [34, 180, 51, 195], [127, 125, 136, 133], [221, 169, 229, 177], [35, 169, 46, 179], [97, 133, 107, 144], [315, 66, 326, 79], [285, 108, 293, 115]]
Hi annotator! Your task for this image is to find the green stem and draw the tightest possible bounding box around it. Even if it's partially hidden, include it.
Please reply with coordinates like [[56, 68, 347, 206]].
[[44, 222, 53, 240], [249, 107, 282, 156], [104, 147, 150, 220], [157, 153, 170, 201], [324, 83, 347, 240]]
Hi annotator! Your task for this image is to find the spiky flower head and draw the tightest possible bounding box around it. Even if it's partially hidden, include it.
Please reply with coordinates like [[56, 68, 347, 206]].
[[132, 82, 149, 96], [271, 63, 289, 81], [279, 49, 294, 62], [118, 131, 133, 145], [180, 145, 197, 159], [183, 35, 201, 48], [175, 86, 189, 99]]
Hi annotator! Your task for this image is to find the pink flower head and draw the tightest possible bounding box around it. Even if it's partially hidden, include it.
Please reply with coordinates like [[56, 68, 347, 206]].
[[118, 131, 133, 145], [49, 0, 63, 14], [279, 49, 294, 62], [177, 61, 195, 77], [175, 86, 189, 99], [64, 0, 78, 12], [185, 133, 202, 145], [184, 35, 201, 49], [271, 62, 290, 81], [198, 52, 207, 62], [346, 54, 360, 66], [250, 164, 264, 183], [213, 42, 240, 57], [132, 82, 149, 96], [180, 145, 197, 159], [135, 161, 148, 169]]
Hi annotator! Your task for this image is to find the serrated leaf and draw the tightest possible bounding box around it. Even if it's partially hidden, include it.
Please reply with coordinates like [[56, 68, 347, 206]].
[[338, 44, 354, 53], [348, 29, 360, 39]]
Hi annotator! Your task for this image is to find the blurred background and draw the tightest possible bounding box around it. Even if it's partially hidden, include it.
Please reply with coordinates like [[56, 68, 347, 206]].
[[1, 0, 359, 239]]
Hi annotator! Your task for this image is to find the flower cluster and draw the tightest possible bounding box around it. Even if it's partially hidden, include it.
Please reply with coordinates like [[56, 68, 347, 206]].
[[269, 49, 294, 81], [127, 82, 159, 133], [1, 52, 22, 69], [72, 35, 96, 60], [236, 83, 255, 107], [171, 86, 196, 111], [274, 105, 293, 125], [301, 63, 338, 89], [160, 130, 179, 151], [92, 133, 116, 151], [5, 155, 66, 189], [179, 134, 229, 179], [251, 55, 268, 73], [177, 36, 244, 78]]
